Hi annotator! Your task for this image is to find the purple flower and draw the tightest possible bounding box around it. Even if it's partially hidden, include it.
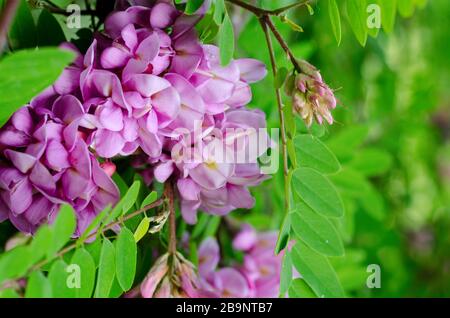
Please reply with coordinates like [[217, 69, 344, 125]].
[[192, 225, 282, 298], [0, 98, 119, 235]]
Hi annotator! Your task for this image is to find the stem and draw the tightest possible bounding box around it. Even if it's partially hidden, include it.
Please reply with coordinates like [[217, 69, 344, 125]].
[[264, 16, 302, 73], [226, 0, 312, 17], [226, 1, 305, 73], [0, 0, 20, 52], [260, 18, 290, 213], [164, 181, 177, 254]]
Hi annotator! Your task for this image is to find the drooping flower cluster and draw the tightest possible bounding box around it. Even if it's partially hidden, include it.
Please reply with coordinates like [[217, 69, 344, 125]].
[[0, 0, 269, 233], [139, 225, 282, 298], [195, 225, 282, 298], [0, 96, 119, 235], [88, 1, 270, 224], [285, 60, 337, 127]]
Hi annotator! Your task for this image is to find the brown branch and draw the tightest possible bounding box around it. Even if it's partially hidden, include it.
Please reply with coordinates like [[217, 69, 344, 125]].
[[164, 181, 177, 254], [260, 18, 290, 212], [226, 0, 312, 17], [264, 15, 302, 73], [0, 0, 20, 52]]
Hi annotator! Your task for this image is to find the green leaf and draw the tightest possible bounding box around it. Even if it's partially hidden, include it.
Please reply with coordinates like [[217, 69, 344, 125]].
[[108, 277, 124, 298], [25, 271, 52, 298], [377, 0, 397, 33], [218, 12, 235, 66], [202, 216, 221, 239], [8, 0, 37, 50], [48, 205, 76, 259], [291, 241, 345, 298], [275, 67, 288, 89], [70, 248, 96, 297], [94, 238, 116, 298], [48, 259, 76, 298], [115, 228, 137, 291], [122, 180, 141, 214], [140, 191, 157, 209], [37, 9, 66, 46], [29, 225, 52, 264], [0, 246, 32, 282], [112, 173, 129, 196], [327, 0, 342, 45], [191, 213, 210, 239], [292, 168, 344, 218], [288, 278, 317, 298], [291, 201, 344, 256], [134, 217, 150, 243], [275, 213, 291, 254], [185, 0, 205, 14], [294, 134, 341, 174], [346, 0, 368, 46], [279, 250, 293, 296], [85, 239, 103, 268], [213, 0, 225, 25], [0, 48, 75, 127]]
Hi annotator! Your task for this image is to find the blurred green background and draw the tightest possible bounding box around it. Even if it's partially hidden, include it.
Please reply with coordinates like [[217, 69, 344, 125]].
[[232, 0, 450, 297]]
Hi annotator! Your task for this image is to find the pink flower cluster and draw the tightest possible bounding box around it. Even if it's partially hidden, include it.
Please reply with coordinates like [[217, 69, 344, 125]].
[[195, 225, 282, 298], [0, 0, 269, 233]]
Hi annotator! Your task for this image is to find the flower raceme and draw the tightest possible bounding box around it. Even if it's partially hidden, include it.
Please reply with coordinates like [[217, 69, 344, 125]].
[[285, 60, 338, 127], [0, 0, 272, 234], [140, 225, 283, 298], [0, 100, 119, 235]]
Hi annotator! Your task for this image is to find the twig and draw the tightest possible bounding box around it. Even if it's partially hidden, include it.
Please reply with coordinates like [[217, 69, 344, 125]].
[[264, 15, 302, 73], [0, 0, 20, 52], [226, 0, 312, 17], [260, 18, 290, 213], [164, 181, 177, 254]]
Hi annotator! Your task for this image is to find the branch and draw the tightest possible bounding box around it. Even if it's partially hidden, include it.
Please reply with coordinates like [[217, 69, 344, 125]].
[[0, 0, 20, 52], [260, 18, 290, 213], [264, 15, 302, 73], [226, 0, 312, 17], [164, 181, 177, 254]]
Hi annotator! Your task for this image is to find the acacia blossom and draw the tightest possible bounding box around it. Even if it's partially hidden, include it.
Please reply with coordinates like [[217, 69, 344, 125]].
[[0, 98, 119, 235], [195, 225, 281, 298], [0, 0, 269, 233]]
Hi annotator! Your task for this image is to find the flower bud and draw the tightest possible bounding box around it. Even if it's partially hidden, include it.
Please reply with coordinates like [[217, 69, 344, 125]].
[[288, 60, 338, 127], [141, 254, 169, 298]]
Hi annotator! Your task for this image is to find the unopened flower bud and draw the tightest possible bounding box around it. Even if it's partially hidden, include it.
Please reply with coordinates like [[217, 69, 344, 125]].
[[288, 60, 338, 127], [141, 254, 169, 298]]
